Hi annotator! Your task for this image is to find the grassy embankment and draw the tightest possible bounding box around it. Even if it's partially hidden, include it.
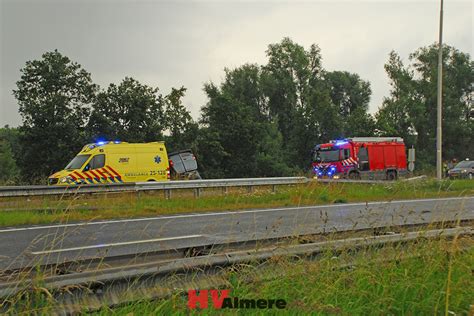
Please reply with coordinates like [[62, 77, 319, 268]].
[[8, 233, 472, 314], [0, 179, 473, 227], [97, 236, 472, 315]]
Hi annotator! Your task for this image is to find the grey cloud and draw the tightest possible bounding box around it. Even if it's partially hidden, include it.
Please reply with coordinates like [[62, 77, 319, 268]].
[[1, 0, 472, 127]]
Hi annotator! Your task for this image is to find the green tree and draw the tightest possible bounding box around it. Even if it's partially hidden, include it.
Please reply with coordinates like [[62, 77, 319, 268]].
[[262, 38, 351, 168], [88, 77, 165, 142], [344, 107, 377, 137], [325, 71, 375, 136], [255, 121, 292, 176], [200, 73, 261, 177], [201, 38, 377, 174], [163, 87, 199, 152], [13, 50, 98, 181], [376, 45, 473, 167], [375, 51, 416, 143], [0, 126, 20, 183], [194, 128, 229, 179], [199, 64, 289, 178], [325, 71, 371, 116], [262, 38, 321, 145], [263, 38, 375, 168]]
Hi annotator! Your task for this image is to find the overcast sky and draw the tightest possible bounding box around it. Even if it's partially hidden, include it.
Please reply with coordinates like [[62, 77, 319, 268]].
[[1, 0, 472, 127]]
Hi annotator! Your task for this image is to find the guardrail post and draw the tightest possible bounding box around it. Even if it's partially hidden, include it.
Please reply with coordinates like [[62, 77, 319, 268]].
[[194, 188, 201, 198], [222, 186, 228, 195], [247, 186, 253, 193], [164, 189, 171, 199], [272, 184, 276, 193]]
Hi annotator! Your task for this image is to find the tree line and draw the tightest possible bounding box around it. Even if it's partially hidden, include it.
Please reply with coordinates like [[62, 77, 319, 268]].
[[1, 38, 472, 183]]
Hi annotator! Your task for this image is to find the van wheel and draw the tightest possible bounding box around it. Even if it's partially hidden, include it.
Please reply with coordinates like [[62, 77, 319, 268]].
[[387, 171, 397, 181]]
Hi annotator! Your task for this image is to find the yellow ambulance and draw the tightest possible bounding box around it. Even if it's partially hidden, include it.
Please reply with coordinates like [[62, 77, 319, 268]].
[[48, 141, 171, 185]]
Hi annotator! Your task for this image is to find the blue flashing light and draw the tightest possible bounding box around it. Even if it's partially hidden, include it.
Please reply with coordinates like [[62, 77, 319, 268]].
[[114, 140, 121, 144], [96, 141, 107, 146], [334, 140, 349, 146]]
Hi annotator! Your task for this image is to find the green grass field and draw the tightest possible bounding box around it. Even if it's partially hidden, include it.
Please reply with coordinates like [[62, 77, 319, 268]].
[[1, 179, 473, 227], [6, 230, 472, 315], [90, 235, 472, 315]]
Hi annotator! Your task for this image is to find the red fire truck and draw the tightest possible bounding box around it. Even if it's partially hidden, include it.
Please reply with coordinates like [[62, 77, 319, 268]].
[[311, 137, 408, 180]]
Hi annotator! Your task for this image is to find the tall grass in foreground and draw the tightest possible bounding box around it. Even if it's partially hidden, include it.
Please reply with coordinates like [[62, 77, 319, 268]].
[[1, 179, 473, 227], [3, 228, 472, 314], [87, 236, 474, 316]]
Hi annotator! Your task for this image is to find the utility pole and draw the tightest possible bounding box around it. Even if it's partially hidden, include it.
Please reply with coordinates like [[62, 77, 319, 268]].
[[436, 0, 444, 180]]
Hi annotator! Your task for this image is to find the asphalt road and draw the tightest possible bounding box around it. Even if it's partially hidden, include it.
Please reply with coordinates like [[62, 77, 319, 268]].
[[0, 197, 472, 270]]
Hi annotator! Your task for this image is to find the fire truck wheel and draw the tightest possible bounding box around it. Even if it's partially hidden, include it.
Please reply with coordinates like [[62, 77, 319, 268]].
[[348, 171, 360, 180], [387, 171, 397, 181]]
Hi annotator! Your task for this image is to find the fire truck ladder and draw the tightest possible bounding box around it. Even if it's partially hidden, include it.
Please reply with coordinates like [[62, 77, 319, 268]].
[[336, 137, 404, 143]]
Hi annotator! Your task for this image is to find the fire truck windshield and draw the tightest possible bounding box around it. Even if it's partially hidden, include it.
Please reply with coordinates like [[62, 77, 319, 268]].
[[314, 149, 340, 162]]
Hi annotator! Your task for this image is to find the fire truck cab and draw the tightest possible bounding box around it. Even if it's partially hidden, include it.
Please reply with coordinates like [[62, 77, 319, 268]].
[[311, 137, 408, 180]]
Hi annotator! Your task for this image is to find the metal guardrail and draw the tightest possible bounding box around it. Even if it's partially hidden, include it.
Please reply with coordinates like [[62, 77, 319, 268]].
[[0, 176, 408, 198], [0, 177, 309, 198], [0, 183, 136, 197], [0, 226, 470, 298]]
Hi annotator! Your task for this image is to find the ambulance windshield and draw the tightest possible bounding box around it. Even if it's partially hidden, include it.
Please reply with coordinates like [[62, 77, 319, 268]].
[[314, 149, 340, 162], [65, 155, 91, 170]]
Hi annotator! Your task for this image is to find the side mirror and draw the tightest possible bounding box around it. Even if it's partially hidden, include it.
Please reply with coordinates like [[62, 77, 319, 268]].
[[83, 164, 90, 172]]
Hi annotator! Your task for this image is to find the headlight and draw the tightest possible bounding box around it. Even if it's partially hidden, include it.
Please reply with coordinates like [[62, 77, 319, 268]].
[[60, 176, 72, 183], [461, 170, 467, 173]]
